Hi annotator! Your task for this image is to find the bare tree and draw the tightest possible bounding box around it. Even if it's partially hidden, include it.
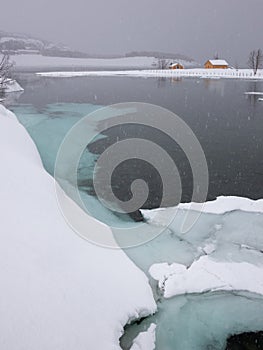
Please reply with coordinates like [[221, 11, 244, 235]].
[[234, 61, 239, 71], [158, 57, 168, 70], [213, 52, 219, 59], [0, 53, 13, 90], [248, 49, 263, 75]]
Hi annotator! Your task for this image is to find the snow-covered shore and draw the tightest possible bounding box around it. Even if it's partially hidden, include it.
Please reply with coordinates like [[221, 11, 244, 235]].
[[141, 196, 263, 301], [142, 195, 263, 223], [37, 68, 263, 80], [0, 104, 156, 350], [150, 258, 263, 298], [1, 78, 24, 93]]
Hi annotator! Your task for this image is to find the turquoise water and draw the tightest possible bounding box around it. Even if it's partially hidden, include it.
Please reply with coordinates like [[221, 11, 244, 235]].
[[12, 102, 142, 227], [12, 103, 101, 175], [121, 208, 263, 349], [121, 291, 263, 350]]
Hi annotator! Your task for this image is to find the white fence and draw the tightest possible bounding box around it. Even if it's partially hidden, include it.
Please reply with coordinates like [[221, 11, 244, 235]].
[[143, 69, 263, 80]]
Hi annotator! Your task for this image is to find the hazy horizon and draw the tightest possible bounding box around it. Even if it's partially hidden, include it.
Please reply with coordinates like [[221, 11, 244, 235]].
[[1, 0, 263, 65]]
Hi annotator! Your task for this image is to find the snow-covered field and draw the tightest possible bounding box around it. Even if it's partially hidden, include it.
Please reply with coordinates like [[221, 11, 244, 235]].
[[0, 104, 156, 350], [11, 54, 159, 70], [37, 68, 263, 80]]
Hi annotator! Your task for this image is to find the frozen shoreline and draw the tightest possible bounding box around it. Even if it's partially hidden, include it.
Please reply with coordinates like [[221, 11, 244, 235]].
[[142, 195, 263, 224], [2, 101, 263, 349], [150, 258, 263, 298], [36, 68, 263, 80], [0, 78, 24, 93], [0, 104, 156, 350]]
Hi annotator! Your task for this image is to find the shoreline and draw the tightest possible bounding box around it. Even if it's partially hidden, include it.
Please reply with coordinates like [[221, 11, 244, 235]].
[[36, 68, 263, 80]]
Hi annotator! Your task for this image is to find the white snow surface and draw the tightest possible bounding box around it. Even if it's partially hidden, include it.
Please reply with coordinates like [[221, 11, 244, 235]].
[[142, 195, 263, 225], [0, 104, 156, 350], [149, 258, 263, 298], [11, 54, 158, 69], [244, 91, 263, 95], [207, 59, 229, 66], [1, 78, 24, 93], [36, 68, 263, 80], [130, 324, 156, 350], [144, 196, 263, 300]]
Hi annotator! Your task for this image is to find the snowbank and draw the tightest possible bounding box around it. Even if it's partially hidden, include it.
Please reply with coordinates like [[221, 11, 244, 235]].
[[142, 195, 263, 225], [244, 91, 263, 95], [1, 78, 24, 93], [143, 196, 263, 301], [150, 258, 263, 298], [0, 104, 156, 350], [130, 324, 156, 350]]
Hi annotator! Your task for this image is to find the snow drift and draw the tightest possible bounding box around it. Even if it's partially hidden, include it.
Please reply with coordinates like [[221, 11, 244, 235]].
[[0, 105, 156, 350]]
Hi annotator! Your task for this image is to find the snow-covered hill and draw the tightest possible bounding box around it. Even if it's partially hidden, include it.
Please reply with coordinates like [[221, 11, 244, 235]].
[[0, 30, 83, 57]]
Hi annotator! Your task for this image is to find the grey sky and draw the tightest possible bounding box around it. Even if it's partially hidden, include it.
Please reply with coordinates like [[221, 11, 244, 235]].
[[1, 0, 262, 65]]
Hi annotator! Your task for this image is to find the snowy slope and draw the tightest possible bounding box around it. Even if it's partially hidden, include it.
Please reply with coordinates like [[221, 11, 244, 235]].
[[0, 105, 156, 350], [0, 30, 70, 54], [11, 54, 158, 70]]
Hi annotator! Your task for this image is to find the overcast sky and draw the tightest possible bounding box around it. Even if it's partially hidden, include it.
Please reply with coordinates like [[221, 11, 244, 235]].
[[1, 0, 262, 65]]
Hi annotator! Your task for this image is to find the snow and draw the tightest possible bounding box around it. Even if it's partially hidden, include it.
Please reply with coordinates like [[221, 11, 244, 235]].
[[1, 78, 24, 93], [36, 68, 263, 80], [130, 324, 156, 350], [244, 91, 263, 95], [149, 257, 263, 298], [0, 104, 156, 350], [207, 59, 229, 66], [11, 54, 158, 69], [141, 196, 263, 226], [126, 198, 263, 349], [141, 196, 263, 302], [170, 62, 182, 67], [0, 36, 44, 48]]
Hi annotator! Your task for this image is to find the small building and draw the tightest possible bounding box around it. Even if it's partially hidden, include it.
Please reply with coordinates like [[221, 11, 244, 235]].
[[169, 62, 184, 70], [204, 59, 229, 69]]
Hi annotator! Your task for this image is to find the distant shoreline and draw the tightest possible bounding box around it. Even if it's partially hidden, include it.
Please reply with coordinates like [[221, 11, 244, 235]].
[[36, 68, 263, 80]]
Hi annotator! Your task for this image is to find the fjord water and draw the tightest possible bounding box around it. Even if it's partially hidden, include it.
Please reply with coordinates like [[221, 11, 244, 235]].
[[10, 74, 263, 202], [9, 74, 263, 349]]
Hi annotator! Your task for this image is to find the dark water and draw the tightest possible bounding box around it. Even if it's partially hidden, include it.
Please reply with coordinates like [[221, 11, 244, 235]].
[[226, 331, 263, 349], [9, 74, 263, 206]]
